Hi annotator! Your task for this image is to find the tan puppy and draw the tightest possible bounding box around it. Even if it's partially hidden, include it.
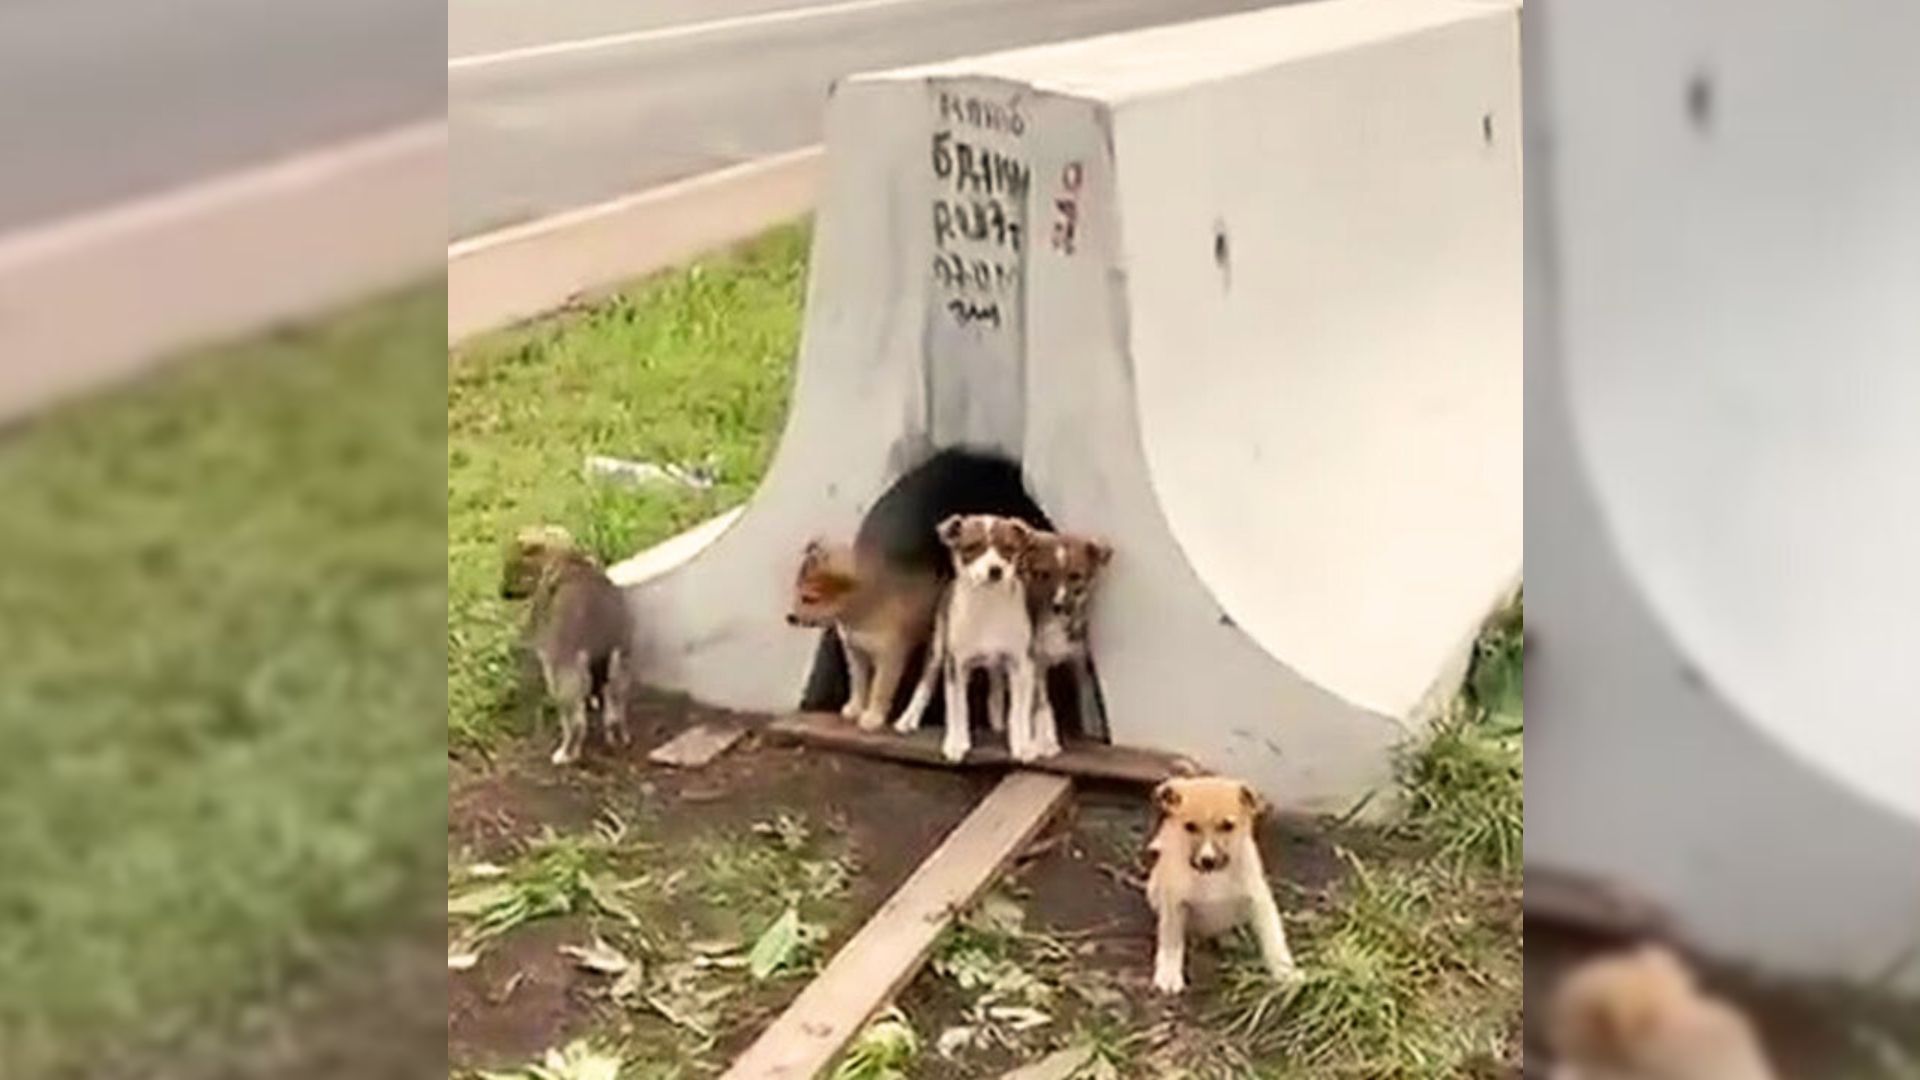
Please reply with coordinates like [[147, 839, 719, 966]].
[[501, 525, 633, 766], [1145, 776, 1300, 994], [1546, 945, 1776, 1080], [787, 539, 943, 731]]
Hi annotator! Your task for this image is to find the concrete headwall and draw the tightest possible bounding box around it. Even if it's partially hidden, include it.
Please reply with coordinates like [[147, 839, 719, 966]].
[[622, 0, 1521, 816], [1526, 0, 1920, 989]]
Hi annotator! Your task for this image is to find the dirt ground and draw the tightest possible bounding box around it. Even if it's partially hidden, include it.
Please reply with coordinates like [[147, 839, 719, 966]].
[[450, 689, 997, 1071], [449, 690, 1519, 1078]]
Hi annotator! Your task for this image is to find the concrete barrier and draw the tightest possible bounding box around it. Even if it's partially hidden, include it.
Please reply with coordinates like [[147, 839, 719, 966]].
[[1526, 0, 1920, 990], [618, 0, 1521, 816], [0, 122, 444, 424], [448, 147, 824, 345]]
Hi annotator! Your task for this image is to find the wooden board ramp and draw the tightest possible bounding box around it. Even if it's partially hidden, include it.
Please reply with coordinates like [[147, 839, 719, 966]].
[[769, 712, 1195, 787], [721, 771, 1075, 1080]]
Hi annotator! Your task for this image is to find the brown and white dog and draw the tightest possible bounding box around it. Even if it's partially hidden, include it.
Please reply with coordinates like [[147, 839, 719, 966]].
[[1145, 776, 1300, 994], [1020, 531, 1112, 747], [787, 538, 943, 731], [895, 514, 1040, 762], [1546, 945, 1775, 1080]]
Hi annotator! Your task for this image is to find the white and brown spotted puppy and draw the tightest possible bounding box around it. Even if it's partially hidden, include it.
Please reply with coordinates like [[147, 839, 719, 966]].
[[1020, 531, 1112, 747], [1547, 945, 1775, 1080], [501, 525, 634, 766], [1145, 776, 1300, 994], [895, 514, 1039, 762], [786, 538, 943, 731]]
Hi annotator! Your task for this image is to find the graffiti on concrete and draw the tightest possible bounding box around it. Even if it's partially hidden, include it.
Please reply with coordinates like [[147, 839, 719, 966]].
[[929, 91, 1029, 333]]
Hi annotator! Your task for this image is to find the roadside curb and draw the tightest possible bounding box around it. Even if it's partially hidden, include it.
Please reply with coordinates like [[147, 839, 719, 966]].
[[0, 122, 445, 425], [448, 146, 823, 346]]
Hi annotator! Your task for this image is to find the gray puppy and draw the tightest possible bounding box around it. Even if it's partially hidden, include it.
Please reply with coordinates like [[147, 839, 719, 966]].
[[500, 525, 634, 765]]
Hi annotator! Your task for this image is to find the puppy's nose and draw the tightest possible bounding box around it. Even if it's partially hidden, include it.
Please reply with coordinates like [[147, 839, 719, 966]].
[[986, 565, 1004, 583], [785, 613, 801, 626], [1194, 852, 1228, 872]]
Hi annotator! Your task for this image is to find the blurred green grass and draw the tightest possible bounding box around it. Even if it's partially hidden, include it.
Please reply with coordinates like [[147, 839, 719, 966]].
[[448, 223, 808, 750], [0, 287, 446, 1076]]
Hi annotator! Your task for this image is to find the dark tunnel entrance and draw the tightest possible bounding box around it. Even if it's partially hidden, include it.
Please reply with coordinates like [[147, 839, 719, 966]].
[[798, 448, 1109, 745]]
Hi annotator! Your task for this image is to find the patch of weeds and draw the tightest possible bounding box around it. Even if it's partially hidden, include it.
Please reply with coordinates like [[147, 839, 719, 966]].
[[1397, 595, 1523, 873], [472, 1038, 636, 1080], [927, 892, 1081, 1061], [684, 813, 854, 940], [830, 1009, 920, 1080], [448, 225, 808, 750], [1210, 850, 1518, 1078], [448, 813, 649, 957]]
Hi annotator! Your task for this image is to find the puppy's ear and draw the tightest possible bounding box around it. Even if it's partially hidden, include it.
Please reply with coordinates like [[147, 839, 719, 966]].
[[937, 515, 965, 546], [1238, 782, 1266, 817], [1089, 538, 1114, 567], [1004, 519, 1035, 548], [1153, 780, 1182, 813]]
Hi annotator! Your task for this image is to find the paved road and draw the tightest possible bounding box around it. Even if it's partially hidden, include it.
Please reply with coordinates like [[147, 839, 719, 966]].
[[0, 0, 442, 236], [451, 0, 1295, 238]]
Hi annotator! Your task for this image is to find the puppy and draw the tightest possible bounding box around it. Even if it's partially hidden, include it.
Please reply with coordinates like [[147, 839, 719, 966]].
[[1145, 776, 1300, 994], [787, 539, 943, 731], [1546, 945, 1775, 1080], [1020, 531, 1112, 749], [897, 514, 1038, 762], [501, 525, 633, 765]]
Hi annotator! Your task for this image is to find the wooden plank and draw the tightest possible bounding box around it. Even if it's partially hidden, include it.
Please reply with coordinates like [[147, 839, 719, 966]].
[[768, 712, 1195, 787], [722, 771, 1074, 1080], [647, 721, 749, 768]]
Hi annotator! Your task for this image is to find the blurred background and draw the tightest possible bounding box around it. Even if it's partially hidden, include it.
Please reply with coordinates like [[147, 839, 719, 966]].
[[1524, 0, 1920, 1074], [450, 0, 1296, 239], [0, 0, 444, 1076]]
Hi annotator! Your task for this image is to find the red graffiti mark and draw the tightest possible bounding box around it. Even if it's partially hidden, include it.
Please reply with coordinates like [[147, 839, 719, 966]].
[[1051, 161, 1084, 256]]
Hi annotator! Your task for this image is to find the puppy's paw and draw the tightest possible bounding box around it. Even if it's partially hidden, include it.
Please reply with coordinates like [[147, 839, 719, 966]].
[[1152, 965, 1186, 995], [550, 745, 580, 766], [941, 736, 970, 763], [893, 711, 924, 734], [1030, 735, 1063, 759], [856, 709, 888, 733], [1269, 962, 1304, 989], [839, 700, 863, 722]]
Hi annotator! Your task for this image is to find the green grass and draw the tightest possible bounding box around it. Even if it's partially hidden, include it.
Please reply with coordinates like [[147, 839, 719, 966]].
[[1397, 595, 1524, 873], [448, 224, 808, 749], [0, 288, 447, 1076]]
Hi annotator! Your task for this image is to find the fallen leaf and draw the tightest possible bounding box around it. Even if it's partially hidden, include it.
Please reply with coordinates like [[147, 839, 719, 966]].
[[448, 883, 517, 917], [559, 937, 631, 975], [936, 1025, 978, 1058], [986, 1005, 1051, 1031], [748, 906, 803, 980], [975, 893, 1026, 936], [582, 872, 643, 927]]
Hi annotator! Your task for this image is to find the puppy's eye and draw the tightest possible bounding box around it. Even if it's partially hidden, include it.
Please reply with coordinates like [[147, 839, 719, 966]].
[[1183, 822, 1199, 834], [1218, 820, 1235, 833]]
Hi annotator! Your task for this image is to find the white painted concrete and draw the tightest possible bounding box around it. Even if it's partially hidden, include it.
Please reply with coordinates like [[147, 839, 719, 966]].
[[1527, 0, 1920, 990], [623, 0, 1520, 816]]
